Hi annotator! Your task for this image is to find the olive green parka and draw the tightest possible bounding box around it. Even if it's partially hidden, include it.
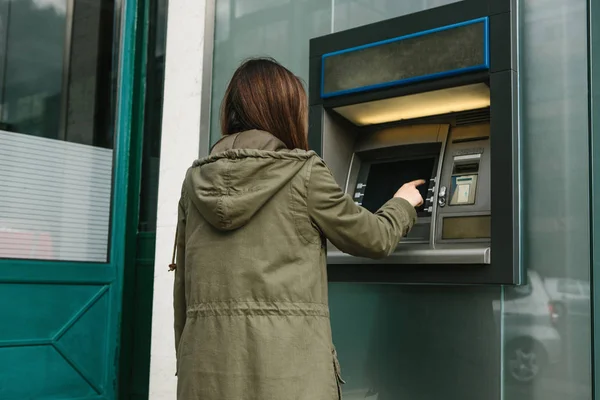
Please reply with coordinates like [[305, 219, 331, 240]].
[[173, 130, 416, 400]]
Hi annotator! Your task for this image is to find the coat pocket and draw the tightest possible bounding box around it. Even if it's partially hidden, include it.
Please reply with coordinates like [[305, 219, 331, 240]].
[[332, 348, 345, 399]]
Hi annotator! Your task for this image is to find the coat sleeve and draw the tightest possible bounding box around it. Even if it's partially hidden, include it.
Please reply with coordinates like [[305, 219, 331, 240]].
[[307, 156, 417, 259], [173, 193, 187, 370]]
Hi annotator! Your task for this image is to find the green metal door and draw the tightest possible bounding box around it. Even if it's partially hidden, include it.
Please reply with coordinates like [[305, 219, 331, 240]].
[[117, 0, 167, 395], [0, 0, 144, 398]]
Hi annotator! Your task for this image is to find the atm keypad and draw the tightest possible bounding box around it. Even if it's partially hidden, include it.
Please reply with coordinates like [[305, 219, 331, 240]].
[[421, 178, 436, 215], [353, 182, 366, 206]]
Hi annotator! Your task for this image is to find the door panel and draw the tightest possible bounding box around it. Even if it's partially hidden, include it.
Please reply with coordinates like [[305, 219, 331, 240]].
[[0, 284, 109, 398], [0, 0, 141, 398]]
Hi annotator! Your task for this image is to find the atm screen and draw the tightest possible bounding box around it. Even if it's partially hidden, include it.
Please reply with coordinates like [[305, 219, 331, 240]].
[[362, 157, 436, 214]]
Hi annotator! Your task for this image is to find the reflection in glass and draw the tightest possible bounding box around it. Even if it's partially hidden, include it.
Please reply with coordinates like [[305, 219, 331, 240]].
[[210, 0, 332, 146], [0, 0, 66, 138], [330, 284, 501, 399], [333, 0, 460, 32], [502, 272, 562, 385], [138, 0, 168, 232], [506, 0, 592, 398], [0, 0, 118, 262]]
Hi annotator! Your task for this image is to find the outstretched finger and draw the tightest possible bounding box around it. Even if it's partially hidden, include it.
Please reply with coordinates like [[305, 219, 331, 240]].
[[408, 179, 427, 187]]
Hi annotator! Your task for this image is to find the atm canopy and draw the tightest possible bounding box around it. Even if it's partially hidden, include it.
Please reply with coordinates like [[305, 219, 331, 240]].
[[321, 18, 489, 99]]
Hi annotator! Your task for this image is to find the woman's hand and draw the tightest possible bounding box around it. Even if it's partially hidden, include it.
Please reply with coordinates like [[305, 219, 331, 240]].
[[394, 179, 426, 208]]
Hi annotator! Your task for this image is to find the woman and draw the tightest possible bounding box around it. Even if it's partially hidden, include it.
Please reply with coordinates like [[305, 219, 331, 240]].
[[172, 57, 423, 399]]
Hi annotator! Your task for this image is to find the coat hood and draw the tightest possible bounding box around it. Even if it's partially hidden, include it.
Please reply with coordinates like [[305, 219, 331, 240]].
[[184, 130, 315, 231]]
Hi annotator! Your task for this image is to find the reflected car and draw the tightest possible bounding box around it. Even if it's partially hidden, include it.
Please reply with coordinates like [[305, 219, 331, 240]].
[[497, 270, 562, 384], [544, 277, 591, 323]]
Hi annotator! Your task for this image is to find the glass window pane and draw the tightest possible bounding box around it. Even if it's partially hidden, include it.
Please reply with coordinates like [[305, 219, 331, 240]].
[[210, 1, 593, 399], [504, 0, 592, 397], [138, 0, 168, 232], [210, 0, 332, 146], [329, 284, 502, 399], [0, 0, 117, 262], [333, 0, 461, 32]]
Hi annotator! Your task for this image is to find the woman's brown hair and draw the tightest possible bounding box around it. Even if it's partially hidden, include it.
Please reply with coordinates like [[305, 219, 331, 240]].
[[220, 57, 309, 151]]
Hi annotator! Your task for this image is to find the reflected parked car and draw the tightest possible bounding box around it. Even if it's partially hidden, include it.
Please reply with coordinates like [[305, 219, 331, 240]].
[[544, 277, 591, 322], [497, 270, 562, 384]]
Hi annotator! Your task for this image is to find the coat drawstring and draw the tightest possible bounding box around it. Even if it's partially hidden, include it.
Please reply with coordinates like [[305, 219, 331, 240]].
[[169, 224, 178, 271]]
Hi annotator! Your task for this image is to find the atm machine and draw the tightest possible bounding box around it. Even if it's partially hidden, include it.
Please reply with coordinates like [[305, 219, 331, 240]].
[[309, 1, 521, 285]]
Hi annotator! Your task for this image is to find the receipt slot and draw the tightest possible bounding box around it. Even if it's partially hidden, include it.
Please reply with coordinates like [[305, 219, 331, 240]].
[[308, 0, 521, 285]]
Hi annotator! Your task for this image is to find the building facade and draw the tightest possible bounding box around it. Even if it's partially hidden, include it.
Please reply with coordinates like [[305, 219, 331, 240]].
[[1, 0, 599, 399]]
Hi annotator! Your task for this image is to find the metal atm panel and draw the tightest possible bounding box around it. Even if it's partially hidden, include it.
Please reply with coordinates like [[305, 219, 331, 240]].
[[436, 123, 491, 245], [308, 1, 520, 285], [326, 121, 492, 266]]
